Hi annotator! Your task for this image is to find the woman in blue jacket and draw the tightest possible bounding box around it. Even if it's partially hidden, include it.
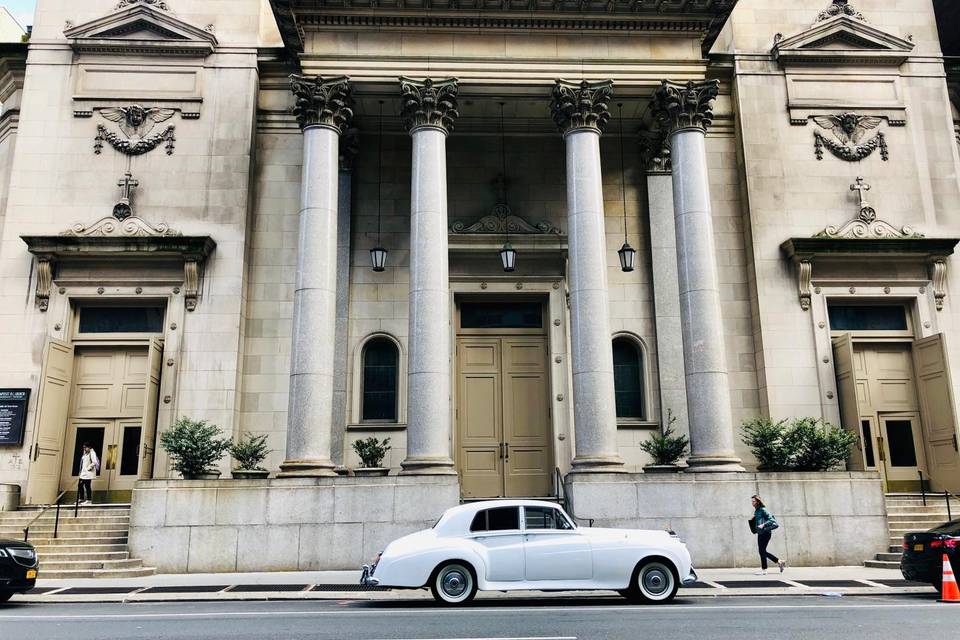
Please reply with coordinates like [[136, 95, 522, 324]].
[[752, 495, 786, 575]]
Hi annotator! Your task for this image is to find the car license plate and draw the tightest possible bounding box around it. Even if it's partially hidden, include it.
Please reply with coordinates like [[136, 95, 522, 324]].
[[25, 569, 37, 579], [914, 544, 924, 552]]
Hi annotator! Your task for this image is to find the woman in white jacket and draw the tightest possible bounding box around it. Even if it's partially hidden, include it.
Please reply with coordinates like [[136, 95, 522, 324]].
[[77, 443, 99, 505]]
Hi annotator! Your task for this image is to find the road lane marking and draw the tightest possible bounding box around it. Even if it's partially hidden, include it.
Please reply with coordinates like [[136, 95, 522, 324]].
[[0, 602, 955, 621]]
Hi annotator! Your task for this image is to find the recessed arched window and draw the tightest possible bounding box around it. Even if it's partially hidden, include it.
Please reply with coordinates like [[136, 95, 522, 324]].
[[361, 338, 399, 422], [612, 337, 645, 420]]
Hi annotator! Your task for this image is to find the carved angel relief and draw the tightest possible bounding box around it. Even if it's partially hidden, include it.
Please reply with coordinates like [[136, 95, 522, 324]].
[[94, 105, 177, 156], [812, 112, 888, 162]]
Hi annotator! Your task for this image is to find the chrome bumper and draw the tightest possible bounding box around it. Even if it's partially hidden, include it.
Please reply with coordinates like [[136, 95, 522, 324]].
[[360, 564, 380, 587], [681, 567, 698, 586]]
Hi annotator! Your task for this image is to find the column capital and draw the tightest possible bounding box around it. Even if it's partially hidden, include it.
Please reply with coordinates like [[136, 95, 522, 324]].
[[651, 79, 720, 136], [638, 131, 672, 175], [399, 77, 460, 135], [550, 79, 613, 136], [339, 127, 360, 171], [289, 74, 353, 133]]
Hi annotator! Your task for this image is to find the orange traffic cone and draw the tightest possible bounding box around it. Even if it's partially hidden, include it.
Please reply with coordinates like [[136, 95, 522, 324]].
[[940, 554, 960, 603]]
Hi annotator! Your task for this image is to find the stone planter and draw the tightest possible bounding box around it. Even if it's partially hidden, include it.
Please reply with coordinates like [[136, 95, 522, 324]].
[[353, 467, 389, 477], [231, 469, 269, 480], [182, 470, 222, 481], [642, 464, 683, 473]]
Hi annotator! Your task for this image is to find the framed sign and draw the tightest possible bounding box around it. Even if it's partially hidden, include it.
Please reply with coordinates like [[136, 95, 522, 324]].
[[0, 389, 30, 446]]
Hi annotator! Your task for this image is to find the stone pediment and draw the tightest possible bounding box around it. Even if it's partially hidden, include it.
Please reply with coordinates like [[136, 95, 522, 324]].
[[774, 16, 914, 66], [64, 4, 217, 57]]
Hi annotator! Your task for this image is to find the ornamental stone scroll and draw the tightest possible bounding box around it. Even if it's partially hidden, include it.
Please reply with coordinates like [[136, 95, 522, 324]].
[[289, 74, 353, 133], [651, 79, 720, 135], [399, 77, 460, 135], [549, 79, 613, 135]]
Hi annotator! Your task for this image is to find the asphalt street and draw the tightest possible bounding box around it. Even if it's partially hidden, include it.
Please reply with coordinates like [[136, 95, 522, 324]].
[[0, 594, 956, 640]]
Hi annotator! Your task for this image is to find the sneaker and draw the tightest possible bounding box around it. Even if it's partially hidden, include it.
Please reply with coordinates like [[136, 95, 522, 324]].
[[778, 560, 786, 573], [754, 570, 767, 576]]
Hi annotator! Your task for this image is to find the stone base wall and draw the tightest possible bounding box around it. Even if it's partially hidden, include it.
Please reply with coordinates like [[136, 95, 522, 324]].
[[128, 476, 460, 573], [564, 472, 887, 568]]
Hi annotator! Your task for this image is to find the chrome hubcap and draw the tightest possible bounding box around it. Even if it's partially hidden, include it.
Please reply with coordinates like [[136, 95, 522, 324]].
[[441, 569, 468, 597], [642, 565, 671, 596]]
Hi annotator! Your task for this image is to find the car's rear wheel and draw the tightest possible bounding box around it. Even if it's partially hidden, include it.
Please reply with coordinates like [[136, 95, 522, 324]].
[[430, 562, 477, 605], [622, 559, 678, 604]]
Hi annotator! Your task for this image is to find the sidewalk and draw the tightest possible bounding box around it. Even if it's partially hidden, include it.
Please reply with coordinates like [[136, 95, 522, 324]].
[[19, 566, 936, 603]]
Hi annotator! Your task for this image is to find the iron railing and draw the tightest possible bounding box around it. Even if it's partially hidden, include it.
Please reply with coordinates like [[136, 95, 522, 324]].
[[917, 470, 957, 521], [22, 491, 67, 542]]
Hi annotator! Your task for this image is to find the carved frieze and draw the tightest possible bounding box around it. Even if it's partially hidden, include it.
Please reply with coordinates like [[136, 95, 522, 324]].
[[289, 75, 353, 133], [450, 204, 562, 235], [812, 113, 888, 162], [94, 105, 177, 156], [651, 80, 720, 135], [816, 0, 865, 23], [61, 217, 179, 238], [399, 77, 459, 134], [550, 79, 612, 135]]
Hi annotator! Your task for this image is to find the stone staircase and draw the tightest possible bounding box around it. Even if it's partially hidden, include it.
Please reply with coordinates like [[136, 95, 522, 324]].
[[865, 493, 960, 569], [0, 503, 154, 578]]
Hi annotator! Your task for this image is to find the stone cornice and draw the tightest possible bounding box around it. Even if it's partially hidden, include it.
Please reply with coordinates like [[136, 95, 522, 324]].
[[400, 77, 459, 134], [550, 79, 613, 135], [290, 74, 353, 132], [651, 79, 719, 135]]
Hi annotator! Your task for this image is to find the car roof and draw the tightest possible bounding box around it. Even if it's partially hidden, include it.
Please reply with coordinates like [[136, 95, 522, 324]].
[[434, 499, 567, 535]]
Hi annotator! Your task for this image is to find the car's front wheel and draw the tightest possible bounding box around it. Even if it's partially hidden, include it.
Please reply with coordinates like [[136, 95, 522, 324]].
[[430, 561, 477, 605], [622, 559, 679, 604], [0, 592, 12, 604]]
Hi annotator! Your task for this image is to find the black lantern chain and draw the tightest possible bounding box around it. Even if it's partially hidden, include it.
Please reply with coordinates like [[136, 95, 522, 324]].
[[370, 100, 388, 272], [616, 102, 636, 273], [497, 101, 516, 273]]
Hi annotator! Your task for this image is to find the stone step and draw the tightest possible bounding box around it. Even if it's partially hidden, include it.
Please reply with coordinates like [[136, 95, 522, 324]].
[[38, 558, 144, 571], [14, 529, 130, 540], [36, 566, 155, 580], [0, 523, 131, 534], [865, 559, 901, 569], [33, 543, 129, 554], [38, 551, 130, 562], [0, 511, 129, 520], [875, 552, 903, 562], [25, 535, 127, 546], [888, 514, 953, 521]]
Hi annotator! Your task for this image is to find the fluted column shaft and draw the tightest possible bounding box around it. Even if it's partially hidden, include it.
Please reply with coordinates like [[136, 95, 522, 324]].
[[653, 80, 743, 472], [281, 75, 352, 477], [551, 80, 625, 473], [400, 77, 459, 474]]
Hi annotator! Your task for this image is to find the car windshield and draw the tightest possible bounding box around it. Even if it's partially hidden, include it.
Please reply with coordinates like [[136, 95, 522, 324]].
[[929, 519, 960, 535]]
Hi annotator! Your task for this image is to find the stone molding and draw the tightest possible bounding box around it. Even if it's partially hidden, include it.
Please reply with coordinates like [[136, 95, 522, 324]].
[[651, 79, 719, 136], [550, 79, 613, 135], [64, 3, 218, 57], [399, 77, 459, 135], [289, 74, 353, 133]]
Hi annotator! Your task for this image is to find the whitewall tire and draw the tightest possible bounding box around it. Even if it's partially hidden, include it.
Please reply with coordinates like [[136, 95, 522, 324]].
[[623, 560, 678, 604], [430, 562, 477, 605]]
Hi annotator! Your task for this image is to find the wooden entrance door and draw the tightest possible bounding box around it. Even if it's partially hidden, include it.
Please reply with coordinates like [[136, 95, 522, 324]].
[[456, 337, 552, 498]]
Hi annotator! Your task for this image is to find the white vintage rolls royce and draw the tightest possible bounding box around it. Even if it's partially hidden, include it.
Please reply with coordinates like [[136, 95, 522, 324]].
[[361, 499, 697, 605]]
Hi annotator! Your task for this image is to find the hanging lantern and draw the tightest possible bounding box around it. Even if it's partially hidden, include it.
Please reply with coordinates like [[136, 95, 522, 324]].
[[370, 246, 388, 272], [499, 242, 517, 272], [371, 100, 388, 273], [618, 241, 636, 273]]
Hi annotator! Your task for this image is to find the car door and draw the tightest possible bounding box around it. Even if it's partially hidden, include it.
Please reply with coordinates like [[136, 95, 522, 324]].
[[522, 506, 593, 582], [469, 506, 525, 582]]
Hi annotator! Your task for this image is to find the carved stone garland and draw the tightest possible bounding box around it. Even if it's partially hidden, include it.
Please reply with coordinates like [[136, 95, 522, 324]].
[[651, 80, 720, 134], [94, 105, 177, 156], [812, 113, 888, 162], [289, 74, 353, 132], [816, 0, 865, 22], [549, 79, 612, 134], [399, 77, 459, 134]]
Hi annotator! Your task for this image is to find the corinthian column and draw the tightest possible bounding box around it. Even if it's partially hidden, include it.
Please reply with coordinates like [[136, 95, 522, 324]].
[[399, 77, 459, 475], [551, 80, 624, 473], [280, 75, 352, 477], [652, 80, 743, 472]]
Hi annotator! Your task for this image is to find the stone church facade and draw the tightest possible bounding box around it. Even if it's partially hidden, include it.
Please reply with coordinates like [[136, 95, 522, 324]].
[[0, 0, 957, 570]]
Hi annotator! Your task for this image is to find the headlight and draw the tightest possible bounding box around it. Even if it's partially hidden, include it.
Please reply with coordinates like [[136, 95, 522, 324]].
[[0, 549, 7, 558], [9, 548, 36, 562]]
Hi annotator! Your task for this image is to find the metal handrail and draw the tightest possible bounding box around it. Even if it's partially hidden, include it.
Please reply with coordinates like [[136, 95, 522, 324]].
[[944, 490, 960, 522], [22, 491, 67, 542], [919, 469, 927, 506]]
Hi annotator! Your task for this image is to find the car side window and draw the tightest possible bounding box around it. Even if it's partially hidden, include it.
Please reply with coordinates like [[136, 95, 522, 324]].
[[470, 511, 488, 532], [524, 507, 574, 530], [487, 507, 520, 531]]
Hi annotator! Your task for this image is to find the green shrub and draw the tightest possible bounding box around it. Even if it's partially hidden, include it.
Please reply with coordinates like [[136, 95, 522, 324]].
[[639, 409, 689, 466], [229, 433, 271, 471], [159, 417, 231, 477], [741, 416, 857, 471], [352, 437, 391, 468]]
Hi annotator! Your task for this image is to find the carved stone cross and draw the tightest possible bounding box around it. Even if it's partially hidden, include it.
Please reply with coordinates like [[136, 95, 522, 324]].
[[850, 175, 876, 223], [113, 171, 139, 221]]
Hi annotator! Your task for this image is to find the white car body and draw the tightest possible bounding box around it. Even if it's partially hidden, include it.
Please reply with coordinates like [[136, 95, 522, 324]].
[[362, 499, 697, 603]]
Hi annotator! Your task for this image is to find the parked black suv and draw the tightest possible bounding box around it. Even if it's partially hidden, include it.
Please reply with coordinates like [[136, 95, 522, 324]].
[[900, 519, 960, 591], [0, 539, 38, 603]]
